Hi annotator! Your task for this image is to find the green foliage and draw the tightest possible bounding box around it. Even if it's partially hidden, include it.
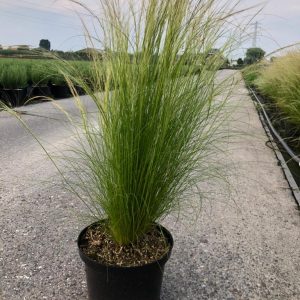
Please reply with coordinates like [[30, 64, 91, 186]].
[[39, 39, 51, 51], [0, 64, 27, 88], [244, 48, 265, 64], [241, 63, 265, 86], [255, 51, 300, 125], [27, 62, 52, 85], [0, 49, 33, 56], [237, 58, 243, 65], [49, 71, 67, 86], [0, 58, 93, 88], [57, 0, 241, 245]]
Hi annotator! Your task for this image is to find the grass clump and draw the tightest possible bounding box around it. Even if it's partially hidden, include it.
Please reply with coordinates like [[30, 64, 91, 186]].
[[57, 0, 247, 245], [5, 0, 249, 246], [255, 51, 300, 125], [28, 62, 52, 86], [0, 64, 27, 89], [241, 62, 266, 87]]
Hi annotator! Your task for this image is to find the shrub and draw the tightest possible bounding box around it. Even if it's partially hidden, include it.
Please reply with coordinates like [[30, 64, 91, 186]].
[[244, 47, 265, 64], [237, 58, 243, 65]]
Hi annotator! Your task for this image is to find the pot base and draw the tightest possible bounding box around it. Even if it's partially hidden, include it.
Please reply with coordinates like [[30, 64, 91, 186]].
[[78, 223, 173, 300]]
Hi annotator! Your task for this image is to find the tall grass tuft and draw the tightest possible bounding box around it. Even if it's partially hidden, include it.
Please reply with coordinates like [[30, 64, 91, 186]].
[[242, 62, 266, 87], [33, 0, 248, 245], [255, 51, 300, 125], [56, 0, 250, 245], [0, 64, 27, 89]]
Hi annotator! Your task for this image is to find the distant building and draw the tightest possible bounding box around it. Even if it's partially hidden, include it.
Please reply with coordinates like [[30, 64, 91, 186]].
[[2, 45, 30, 50], [7, 45, 30, 50]]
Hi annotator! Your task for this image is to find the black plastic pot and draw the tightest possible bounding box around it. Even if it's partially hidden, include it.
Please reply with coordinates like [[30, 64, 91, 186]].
[[50, 84, 71, 99], [74, 85, 86, 96], [27, 85, 52, 98], [0, 89, 8, 106], [78, 223, 173, 300], [1, 88, 27, 107], [24, 85, 53, 105]]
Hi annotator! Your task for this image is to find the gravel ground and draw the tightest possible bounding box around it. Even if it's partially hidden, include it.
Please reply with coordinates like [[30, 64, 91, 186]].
[[0, 70, 299, 300]]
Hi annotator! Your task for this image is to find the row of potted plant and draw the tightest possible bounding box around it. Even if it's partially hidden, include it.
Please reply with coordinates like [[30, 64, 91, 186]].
[[0, 59, 94, 106], [0, 81, 81, 107]]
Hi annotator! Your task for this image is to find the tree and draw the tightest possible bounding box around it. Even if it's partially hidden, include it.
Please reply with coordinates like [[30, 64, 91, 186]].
[[237, 58, 244, 65], [39, 39, 51, 51], [244, 47, 265, 64]]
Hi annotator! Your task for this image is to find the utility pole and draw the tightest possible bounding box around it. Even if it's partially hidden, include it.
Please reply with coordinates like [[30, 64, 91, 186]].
[[252, 21, 258, 48]]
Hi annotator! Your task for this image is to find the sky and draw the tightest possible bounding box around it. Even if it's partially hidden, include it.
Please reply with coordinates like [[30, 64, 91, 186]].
[[0, 0, 299, 59]]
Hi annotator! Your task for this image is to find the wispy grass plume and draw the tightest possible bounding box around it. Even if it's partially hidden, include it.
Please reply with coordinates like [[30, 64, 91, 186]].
[[40, 0, 248, 244], [255, 51, 300, 125]]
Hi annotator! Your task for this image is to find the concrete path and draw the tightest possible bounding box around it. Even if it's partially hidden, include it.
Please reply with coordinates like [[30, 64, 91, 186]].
[[0, 70, 299, 299]]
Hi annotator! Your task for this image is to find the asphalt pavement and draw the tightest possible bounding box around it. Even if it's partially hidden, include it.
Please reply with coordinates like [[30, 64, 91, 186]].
[[0, 70, 299, 299]]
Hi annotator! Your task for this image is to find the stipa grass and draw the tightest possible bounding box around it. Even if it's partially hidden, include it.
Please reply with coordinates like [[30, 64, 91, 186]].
[[9, 0, 251, 246], [0, 64, 27, 89], [55, 0, 249, 245], [241, 62, 266, 87], [255, 51, 300, 126]]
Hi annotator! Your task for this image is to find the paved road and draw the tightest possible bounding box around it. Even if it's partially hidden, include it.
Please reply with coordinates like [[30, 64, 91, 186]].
[[0, 70, 299, 299]]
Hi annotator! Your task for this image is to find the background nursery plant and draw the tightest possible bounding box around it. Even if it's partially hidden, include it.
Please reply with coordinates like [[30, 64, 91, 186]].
[[255, 51, 300, 126]]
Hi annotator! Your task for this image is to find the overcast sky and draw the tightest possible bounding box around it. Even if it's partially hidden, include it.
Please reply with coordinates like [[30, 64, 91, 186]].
[[0, 0, 299, 59]]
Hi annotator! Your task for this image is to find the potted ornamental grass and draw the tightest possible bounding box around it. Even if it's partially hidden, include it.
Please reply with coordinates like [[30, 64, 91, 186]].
[[48, 71, 72, 99], [2, 0, 250, 299], [27, 62, 53, 100], [0, 64, 27, 107], [57, 0, 246, 299]]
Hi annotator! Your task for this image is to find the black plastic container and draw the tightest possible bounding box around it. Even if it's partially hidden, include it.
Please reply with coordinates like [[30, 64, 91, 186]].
[[0, 89, 8, 106], [50, 84, 71, 99], [1, 88, 27, 107], [74, 85, 86, 96], [78, 223, 173, 300], [28, 86, 52, 98]]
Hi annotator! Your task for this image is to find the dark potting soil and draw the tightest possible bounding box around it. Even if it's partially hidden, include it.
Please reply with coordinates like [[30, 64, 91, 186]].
[[79, 222, 170, 267]]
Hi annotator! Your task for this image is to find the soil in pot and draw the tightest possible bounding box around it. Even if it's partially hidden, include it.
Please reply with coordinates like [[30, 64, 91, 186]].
[[78, 222, 173, 300]]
